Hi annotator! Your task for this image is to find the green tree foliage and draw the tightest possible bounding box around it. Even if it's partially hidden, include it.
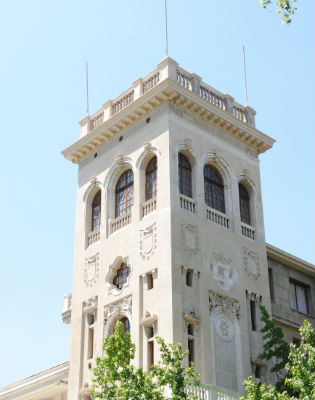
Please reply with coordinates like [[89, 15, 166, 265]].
[[259, 305, 290, 390], [90, 321, 200, 399], [259, 0, 297, 24], [241, 320, 315, 400]]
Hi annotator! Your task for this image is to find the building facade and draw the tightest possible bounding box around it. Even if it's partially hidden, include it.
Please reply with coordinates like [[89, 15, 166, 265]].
[[1, 58, 314, 400]]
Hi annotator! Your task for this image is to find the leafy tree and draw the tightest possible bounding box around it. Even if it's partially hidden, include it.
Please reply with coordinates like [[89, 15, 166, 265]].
[[90, 321, 200, 399], [241, 320, 315, 400], [259, 0, 297, 24], [258, 305, 290, 390]]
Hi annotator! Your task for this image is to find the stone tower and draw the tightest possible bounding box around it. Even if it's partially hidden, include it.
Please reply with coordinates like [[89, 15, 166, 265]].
[[62, 57, 275, 399]]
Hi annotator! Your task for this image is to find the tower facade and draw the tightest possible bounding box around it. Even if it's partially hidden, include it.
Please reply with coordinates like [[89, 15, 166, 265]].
[[62, 57, 275, 399]]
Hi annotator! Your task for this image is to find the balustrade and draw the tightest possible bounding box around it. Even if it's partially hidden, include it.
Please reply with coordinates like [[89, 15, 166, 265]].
[[143, 72, 160, 93], [88, 229, 100, 246], [200, 86, 225, 110], [185, 384, 239, 400], [89, 111, 104, 131], [232, 106, 246, 123], [112, 91, 134, 115], [177, 68, 193, 90], [179, 194, 196, 213], [241, 222, 255, 240], [142, 197, 157, 217], [206, 206, 229, 229], [110, 212, 131, 233]]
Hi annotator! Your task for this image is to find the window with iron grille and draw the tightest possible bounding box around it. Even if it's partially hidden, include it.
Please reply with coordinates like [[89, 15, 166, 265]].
[[239, 183, 251, 225], [115, 169, 134, 217], [178, 153, 192, 198], [113, 264, 130, 290], [204, 165, 225, 212], [145, 156, 157, 200]]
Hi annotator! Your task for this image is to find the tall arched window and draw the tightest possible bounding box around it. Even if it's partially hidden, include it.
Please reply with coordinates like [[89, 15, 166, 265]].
[[115, 169, 134, 217], [204, 165, 225, 212], [239, 183, 251, 225], [145, 156, 157, 200], [178, 153, 192, 198], [91, 191, 101, 231], [120, 317, 130, 332], [113, 263, 130, 290]]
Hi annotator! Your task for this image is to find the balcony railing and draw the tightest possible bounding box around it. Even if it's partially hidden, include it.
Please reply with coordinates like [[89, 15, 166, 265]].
[[185, 384, 239, 400], [88, 229, 100, 246], [206, 206, 229, 229], [241, 222, 255, 240], [179, 194, 196, 213], [110, 212, 131, 234], [142, 197, 157, 217]]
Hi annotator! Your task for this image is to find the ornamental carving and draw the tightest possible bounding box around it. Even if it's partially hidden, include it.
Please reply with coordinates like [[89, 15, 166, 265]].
[[83, 296, 98, 313], [243, 248, 260, 280], [182, 223, 199, 255], [209, 290, 240, 320], [84, 253, 100, 287], [139, 223, 157, 259], [214, 313, 234, 342], [210, 251, 237, 291], [104, 295, 132, 328]]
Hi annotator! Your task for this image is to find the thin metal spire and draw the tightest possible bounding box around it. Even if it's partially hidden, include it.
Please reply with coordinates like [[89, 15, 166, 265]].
[[242, 46, 248, 107], [164, 0, 169, 56], [86, 60, 89, 115]]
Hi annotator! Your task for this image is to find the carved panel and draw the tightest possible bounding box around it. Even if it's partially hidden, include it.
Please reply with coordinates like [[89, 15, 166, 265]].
[[83, 296, 98, 313], [139, 223, 157, 259], [209, 290, 240, 320], [243, 248, 260, 280], [210, 251, 237, 291], [84, 253, 100, 287], [104, 295, 132, 330], [214, 314, 234, 342], [181, 223, 199, 255]]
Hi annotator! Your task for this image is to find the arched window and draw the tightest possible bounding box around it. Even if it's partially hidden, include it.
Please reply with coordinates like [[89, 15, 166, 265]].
[[145, 156, 158, 200], [91, 191, 101, 231], [113, 263, 130, 290], [178, 153, 192, 198], [239, 183, 251, 225], [115, 169, 134, 217], [204, 165, 225, 212], [119, 317, 130, 332]]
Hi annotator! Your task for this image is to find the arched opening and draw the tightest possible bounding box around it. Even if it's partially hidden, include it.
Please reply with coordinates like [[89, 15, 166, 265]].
[[115, 169, 134, 217], [204, 165, 225, 212], [239, 182, 251, 225], [119, 316, 130, 332], [145, 156, 158, 200], [178, 153, 192, 198], [91, 190, 101, 231]]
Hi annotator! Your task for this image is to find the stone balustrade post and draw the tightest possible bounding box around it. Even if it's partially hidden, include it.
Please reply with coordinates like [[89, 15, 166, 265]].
[[133, 78, 143, 100], [245, 106, 256, 127], [102, 100, 113, 121], [158, 57, 179, 83], [224, 94, 235, 115], [79, 115, 90, 137], [191, 73, 202, 95]]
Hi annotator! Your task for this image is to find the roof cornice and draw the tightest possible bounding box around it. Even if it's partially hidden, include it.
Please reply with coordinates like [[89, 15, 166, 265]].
[[266, 243, 315, 277], [62, 58, 275, 164]]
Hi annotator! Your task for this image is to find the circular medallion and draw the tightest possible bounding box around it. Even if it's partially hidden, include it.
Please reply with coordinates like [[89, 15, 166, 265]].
[[215, 314, 234, 342]]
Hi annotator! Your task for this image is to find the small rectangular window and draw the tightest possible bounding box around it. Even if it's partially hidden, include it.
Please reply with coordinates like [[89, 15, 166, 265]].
[[188, 339, 194, 364], [147, 273, 154, 290], [186, 269, 193, 287], [148, 341, 154, 369], [250, 300, 257, 331], [87, 327, 94, 359], [268, 268, 274, 301], [290, 281, 308, 314]]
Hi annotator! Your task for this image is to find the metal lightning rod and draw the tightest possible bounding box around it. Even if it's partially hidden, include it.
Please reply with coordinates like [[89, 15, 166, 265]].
[[86, 60, 89, 115], [242, 46, 248, 107], [164, 0, 169, 56]]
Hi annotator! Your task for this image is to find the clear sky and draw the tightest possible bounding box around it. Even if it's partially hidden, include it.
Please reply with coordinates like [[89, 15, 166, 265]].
[[0, 0, 313, 388]]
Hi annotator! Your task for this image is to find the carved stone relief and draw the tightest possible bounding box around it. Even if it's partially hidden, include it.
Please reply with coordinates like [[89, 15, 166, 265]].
[[84, 253, 99, 287], [139, 223, 157, 259], [182, 223, 199, 255], [209, 290, 240, 320], [104, 295, 132, 331], [214, 313, 234, 342], [83, 296, 98, 313], [210, 251, 237, 291], [243, 248, 260, 280]]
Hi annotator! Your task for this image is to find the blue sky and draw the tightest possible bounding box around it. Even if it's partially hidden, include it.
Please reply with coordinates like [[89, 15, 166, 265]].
[[0, 0, 314, 388]]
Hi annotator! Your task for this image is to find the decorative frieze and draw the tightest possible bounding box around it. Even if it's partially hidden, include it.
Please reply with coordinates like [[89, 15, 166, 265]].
[[209, 290, 240, 320], [84, 253, 100, 287]]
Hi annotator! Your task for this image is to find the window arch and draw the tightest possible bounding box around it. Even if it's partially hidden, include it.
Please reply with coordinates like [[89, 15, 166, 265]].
[[91, 190, 101, 231], [115, 169, 134, 217], [113, 263, 131, 290], [239, 183, 251, 225], [204, 165, 225, 212], [120, 316, 130, 332], [178, 153, 192, 198], [145, 156, 157, 200]]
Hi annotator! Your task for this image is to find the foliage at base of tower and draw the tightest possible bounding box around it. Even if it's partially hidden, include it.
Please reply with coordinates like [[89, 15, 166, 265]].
[[240, 320, 315, 400], [259, 0, 297, 24], [90, 321, 200, 399], [258, 305, 290, 390]]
